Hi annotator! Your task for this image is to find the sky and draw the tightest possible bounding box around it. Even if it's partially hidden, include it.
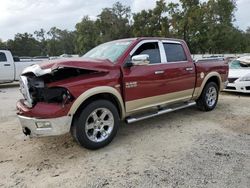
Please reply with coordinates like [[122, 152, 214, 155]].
[[0, 0, 249, 41]]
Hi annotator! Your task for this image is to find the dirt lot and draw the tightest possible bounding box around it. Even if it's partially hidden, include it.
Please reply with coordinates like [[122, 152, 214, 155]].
[[0, 83, 249, 188]]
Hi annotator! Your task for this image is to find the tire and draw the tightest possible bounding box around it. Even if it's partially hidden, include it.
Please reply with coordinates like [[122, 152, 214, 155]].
[[196, 82, 219, 111], [71, 100, 119, 150]]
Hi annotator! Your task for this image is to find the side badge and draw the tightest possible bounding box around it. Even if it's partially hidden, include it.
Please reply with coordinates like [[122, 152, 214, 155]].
[[200, 72, 205, 79], [126, 82, 138, 88]]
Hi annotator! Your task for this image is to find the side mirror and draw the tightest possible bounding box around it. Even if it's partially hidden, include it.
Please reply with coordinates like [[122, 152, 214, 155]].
[[131, 54, 150, 66]]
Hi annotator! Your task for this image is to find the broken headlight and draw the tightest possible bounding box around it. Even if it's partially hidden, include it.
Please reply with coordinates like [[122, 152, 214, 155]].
[[29, 86, 73, 106], [40, 87, 73, 104]]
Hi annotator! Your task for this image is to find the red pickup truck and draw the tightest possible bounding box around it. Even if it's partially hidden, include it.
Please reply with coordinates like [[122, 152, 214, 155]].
[[17, 38, 228, 149]]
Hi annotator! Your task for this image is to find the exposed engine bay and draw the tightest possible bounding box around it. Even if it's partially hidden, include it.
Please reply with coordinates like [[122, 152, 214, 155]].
[[20, 66, 97, 108], [27, 76, 71, 103]]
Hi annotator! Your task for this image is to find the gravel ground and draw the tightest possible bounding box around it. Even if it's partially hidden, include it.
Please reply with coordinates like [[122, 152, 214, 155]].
[[0, 83, 249, 188]]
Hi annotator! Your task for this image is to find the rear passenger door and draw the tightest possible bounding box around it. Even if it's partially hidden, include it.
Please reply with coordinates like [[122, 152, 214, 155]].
[[160, 41, 196, 100]]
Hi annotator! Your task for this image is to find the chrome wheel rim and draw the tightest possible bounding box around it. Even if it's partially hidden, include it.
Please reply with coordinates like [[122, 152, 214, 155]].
[[85, 108, 114, 143], [206, 86, 217, 107]]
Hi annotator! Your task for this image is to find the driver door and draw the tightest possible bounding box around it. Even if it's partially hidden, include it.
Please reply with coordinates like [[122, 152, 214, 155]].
[[122, 40, 167, 113]]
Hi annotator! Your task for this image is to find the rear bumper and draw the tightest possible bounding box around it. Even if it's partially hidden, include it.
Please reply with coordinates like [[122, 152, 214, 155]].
[[18, 115, 72, 137]]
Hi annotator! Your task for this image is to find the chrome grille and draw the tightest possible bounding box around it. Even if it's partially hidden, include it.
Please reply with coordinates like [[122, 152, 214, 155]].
[[19, 76, 33, 108]]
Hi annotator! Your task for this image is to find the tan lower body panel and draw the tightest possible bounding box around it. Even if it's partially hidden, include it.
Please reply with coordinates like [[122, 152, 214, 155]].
[[192, 87, 201, 100], [126, 89, 194, 114]]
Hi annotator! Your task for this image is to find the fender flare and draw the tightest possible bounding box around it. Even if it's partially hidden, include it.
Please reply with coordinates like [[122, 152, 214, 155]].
[[193, 72, 222, 99], [68, 86, 126, 119]]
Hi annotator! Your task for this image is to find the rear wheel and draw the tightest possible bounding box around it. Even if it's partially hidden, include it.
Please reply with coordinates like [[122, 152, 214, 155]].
[[71, 100, 119, 150], [196, 82, 219, 111]]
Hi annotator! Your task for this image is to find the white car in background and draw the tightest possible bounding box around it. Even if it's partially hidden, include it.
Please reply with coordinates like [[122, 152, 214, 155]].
[[224, 56, 250, 93]]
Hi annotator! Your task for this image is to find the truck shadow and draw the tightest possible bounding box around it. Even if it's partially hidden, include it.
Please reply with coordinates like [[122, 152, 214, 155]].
[[34, 106, 201, 157]]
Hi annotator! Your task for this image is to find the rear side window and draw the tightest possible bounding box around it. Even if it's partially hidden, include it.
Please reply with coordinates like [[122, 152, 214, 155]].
[[164, 43, 187, 62], [0, 52, 7, 62], [133, 42, 161, 64]]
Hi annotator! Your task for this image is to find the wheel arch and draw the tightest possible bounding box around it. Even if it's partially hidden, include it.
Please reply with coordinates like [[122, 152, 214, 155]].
[[194, 72, 222, 99], [68, 86, 125, 120]]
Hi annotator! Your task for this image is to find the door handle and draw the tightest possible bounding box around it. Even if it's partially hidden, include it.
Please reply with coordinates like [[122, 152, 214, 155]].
[[155, 70, 165, 75], [4, 64, 11, 66], [185, 67, 193, 71]]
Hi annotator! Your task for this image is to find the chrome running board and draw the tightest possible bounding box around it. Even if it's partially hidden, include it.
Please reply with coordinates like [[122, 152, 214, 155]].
[[126, 101, 196, 124]]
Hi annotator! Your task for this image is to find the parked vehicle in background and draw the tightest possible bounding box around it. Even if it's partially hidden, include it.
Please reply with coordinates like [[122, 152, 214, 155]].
[[19, 56, 33, 61], [49, 54, 80, 60], [19, 56, 49, 62], [17, 37, 229, 149], [224, 56, 250, 93], [33, 56, 49, 61], [0, 50, 43, 84]]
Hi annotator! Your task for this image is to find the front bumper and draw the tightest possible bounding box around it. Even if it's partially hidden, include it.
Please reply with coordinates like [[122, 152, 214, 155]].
[[18, 115, 72, 137], [222, 81, 229, 90], [224, 80, 250, 93]]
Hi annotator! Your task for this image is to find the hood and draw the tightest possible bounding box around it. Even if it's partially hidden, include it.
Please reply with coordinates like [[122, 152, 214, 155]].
[[229, 68, 250, 78], [22, 57, 114, 76], [237, 56, 250, 64]]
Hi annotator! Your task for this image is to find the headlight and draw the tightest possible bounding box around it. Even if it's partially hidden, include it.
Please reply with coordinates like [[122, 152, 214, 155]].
[[239, 73, 250, 81], [42, 87, 73, 104]]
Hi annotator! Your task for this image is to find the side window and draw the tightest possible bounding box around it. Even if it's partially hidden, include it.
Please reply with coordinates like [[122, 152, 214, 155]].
[[163, 43, 187, 62], [133, 42, 161, 64], [0, 52, 7, 62]]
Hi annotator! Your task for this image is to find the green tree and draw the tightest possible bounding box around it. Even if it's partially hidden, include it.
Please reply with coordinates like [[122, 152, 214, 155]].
[[34, 28, 48, 55], [75, 2, 131, 54], [46, 27, 75, 56], [203, 0, 237, 53], [244, 27, 250, 52], [0, 39, 7, 49], [166, 0, 238, 53], [75, 16, 99, 54], [133, 0, 169, 37], [6, 33, 40, 56], [46, 27, 62, 55], [96, 2, 131, 42], [167, 0, 208, 53]]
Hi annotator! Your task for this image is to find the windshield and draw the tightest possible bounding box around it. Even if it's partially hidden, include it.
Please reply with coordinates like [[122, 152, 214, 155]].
[[83, 40, 132, 62], [229, 60, 250, 69]]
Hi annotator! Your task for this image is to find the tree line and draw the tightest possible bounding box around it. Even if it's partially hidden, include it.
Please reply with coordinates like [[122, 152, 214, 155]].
[[0, 0, 249, 57]]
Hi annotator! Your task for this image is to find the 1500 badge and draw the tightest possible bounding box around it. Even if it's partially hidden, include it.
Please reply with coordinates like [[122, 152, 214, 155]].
[[126, 82, 138, 88]]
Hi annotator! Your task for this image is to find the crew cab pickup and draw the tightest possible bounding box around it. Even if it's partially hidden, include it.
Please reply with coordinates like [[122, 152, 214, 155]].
[[0, 50, 42, 84], [16, 38, 228, 149]]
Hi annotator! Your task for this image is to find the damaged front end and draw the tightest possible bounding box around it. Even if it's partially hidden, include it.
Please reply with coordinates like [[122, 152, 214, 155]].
[[19, 65, 76, 108], [19, 75, 73, 108], [18, 60, 111, 112], [17, 61, 109, 137]]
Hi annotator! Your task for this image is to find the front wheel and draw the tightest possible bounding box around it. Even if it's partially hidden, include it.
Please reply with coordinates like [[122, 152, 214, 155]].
[[71, 100, 119, 150], [196, 82, 219, 111]]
